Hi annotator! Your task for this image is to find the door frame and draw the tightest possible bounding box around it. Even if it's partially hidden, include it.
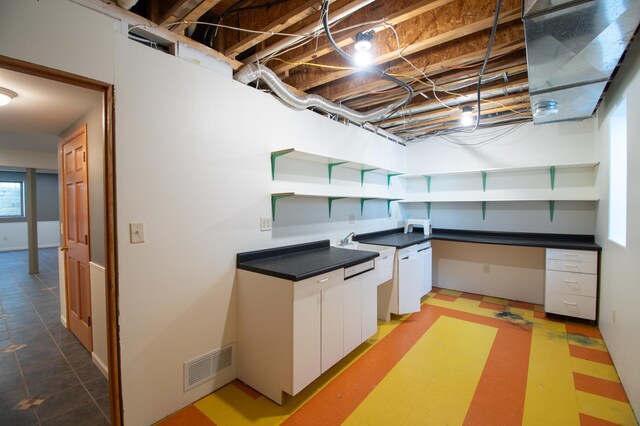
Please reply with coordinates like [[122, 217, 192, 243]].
[[0, 55, 123, 426]]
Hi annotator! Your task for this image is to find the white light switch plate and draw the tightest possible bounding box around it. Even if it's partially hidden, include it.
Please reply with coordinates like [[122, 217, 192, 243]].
[[260, 217, 272, 231], [129, 223, 145, 243]]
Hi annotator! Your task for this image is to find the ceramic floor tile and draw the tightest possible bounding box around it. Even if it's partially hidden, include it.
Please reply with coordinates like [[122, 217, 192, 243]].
[[35, 385, 93, 422]]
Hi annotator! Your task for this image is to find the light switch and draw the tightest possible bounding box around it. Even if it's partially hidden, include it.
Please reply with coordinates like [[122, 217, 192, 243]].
[[129, 223, 145, 244]]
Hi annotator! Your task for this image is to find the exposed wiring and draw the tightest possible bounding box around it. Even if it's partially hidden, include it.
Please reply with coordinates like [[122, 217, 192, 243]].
[[129, 21, 310, 38]]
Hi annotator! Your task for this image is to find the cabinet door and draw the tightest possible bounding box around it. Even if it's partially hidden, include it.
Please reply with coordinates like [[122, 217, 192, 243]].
[[343, 275, 362, 355], [420, 247, 433, 297], [292, 292, 321, 395], [397, 254, 423, 314], [361, 270, 378, 342], [321, 284, 344, 373]]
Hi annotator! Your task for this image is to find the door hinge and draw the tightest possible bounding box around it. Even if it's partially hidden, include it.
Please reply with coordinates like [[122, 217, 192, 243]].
[[84, 235, 88, 245], [87, 316, 92, 327]]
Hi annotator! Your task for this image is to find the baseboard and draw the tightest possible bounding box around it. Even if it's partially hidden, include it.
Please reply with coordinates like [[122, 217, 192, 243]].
[[60, 315, 67, 328], [92, 351, 109, 378], [0, 243, 60, 252]]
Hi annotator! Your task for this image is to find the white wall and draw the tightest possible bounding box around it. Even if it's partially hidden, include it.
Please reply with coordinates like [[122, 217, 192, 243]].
[[0, 221, 60, 251], [594, 35, 640, 417], [0, 132, 59, 170], [0, 1, 406, 424]]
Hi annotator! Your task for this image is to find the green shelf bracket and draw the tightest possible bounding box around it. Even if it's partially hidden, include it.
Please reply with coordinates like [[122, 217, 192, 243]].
[[387, 199, 393, 217], [426, 202, 431, 219], [270, 150, 293, 181], [360, 198, 374, 215], [360, 169, 377, 187], [271, 193, 293, 221], [549, 200, 555, 222], [328, 162, 347, 184], [387, 173, 402, 188], [481, 171, 487, 192], [424, 175, 432, 193], [550, 166, 556, 190], [481, 201, 487, 220], [328, 197, 346, 218]]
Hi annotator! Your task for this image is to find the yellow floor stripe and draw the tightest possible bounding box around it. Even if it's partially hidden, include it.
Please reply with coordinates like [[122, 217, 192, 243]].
[[576, 391, 637, 425], [523, 320, 580, 426], [571, 358, 621, 382], [343, 316, 497, 426], [439, 288, 463, 297]]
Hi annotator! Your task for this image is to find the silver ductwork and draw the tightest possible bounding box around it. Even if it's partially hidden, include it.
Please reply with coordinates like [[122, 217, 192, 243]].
[[523, 0, 640, 124], [233, 63, 409, 125]]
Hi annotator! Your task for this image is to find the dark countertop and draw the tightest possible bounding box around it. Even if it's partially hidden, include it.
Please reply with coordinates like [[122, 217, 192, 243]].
[[237, 240, 379, 281], [355, 228, 601, 251]]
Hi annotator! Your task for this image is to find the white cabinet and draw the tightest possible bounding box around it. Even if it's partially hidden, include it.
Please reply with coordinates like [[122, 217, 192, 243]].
[[397, 252, 423, 314], [238, 265, 379, 404], [545, 249, 598, 320], [418, 242, 432, 297]]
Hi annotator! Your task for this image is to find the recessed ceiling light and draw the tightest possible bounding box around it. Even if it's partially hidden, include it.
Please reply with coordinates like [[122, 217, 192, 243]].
[[0, 87, 18, 107]]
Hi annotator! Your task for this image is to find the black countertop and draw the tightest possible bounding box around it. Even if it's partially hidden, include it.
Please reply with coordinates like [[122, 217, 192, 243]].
[[355, 228, 601, 251], [236, 240, 379, 281]]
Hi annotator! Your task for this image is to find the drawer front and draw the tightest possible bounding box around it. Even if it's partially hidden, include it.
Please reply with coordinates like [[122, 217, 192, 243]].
[[546, 270, 597, 297], [545, 292, 596, 321], [375, 250, 395, 284], [294, 269, 343, 300], [546, 249, 597, 263], [546, 259, 597, 275]]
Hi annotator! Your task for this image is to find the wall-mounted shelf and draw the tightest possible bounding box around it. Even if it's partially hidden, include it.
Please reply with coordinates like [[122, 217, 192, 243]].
[[271, 192, 401, 220], [271, 148, 404, 186]]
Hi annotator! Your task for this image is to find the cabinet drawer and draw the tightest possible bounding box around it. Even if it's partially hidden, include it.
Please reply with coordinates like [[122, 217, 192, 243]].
[[546, 259, 597, 275], [545, 293, 596, 321], [546, 270, 597, 297], [546, 249, 597, 263], [374, 249, 395, 284], [294, 269, 343, 300]]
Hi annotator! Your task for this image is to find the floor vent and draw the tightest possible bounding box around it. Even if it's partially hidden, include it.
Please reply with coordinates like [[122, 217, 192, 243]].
[[184, 344, 233, 392]]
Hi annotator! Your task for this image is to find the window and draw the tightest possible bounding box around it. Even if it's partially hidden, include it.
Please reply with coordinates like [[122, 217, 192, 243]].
[[609, 99, 627, 247], [0, 181, 24, 217]]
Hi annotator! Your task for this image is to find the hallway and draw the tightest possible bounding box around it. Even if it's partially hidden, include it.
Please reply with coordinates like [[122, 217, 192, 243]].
[[0, 248, 109, 425]]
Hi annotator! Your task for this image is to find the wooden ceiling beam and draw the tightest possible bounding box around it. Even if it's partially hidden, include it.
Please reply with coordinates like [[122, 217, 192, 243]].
[[158, 0, 202, 25], [269, 0, 456, 76], [241, 0, 376, 65], [224, 0, 324, 59], [313, 39, 526, 102], [292, 8, 522, 92], [166, 0, 225, 33]]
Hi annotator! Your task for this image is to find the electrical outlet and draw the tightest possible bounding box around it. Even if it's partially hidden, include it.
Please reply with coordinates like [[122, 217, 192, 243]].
[[260, 217, 272, 231], [483, 264, 490, 273], [349, 214, 355, 224], [129, 223, 145, 244]]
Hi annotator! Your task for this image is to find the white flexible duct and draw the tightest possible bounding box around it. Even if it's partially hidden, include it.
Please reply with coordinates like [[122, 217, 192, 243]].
[[233, 63, 408, 125], [116, 0, 139, 10]]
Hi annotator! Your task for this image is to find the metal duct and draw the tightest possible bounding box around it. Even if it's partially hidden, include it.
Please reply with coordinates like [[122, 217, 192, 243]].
[[523, 0, 640, 124], [116, 0, 139, 10], [233, 63, 409, 125]]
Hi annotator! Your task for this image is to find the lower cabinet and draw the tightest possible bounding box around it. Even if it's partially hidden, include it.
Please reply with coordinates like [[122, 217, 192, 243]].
[[544, 249, 598, 321], [238, 267, 377, 405]]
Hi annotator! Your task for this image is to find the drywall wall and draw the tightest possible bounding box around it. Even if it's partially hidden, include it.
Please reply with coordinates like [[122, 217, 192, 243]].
[[0, 1, 405, 424], [0, 132, 59, 170], [0, 171, 59, 221], [0, 221, 60, 251], [594, 34, 640, 419], [59, 100, 106, 266]]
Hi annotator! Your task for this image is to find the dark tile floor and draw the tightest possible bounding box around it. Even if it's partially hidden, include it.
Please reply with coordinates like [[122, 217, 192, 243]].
[[0, 248, 110, 425]]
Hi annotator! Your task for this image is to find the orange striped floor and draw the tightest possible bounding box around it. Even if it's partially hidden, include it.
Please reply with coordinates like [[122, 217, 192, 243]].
[[156, 288, 637, 426]]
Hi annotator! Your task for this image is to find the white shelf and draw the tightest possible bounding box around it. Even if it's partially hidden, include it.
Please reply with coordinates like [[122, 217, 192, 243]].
[[400, 196, 600, 203], [401, 162, 599, 179], [271, 148, 404, 183], [271, 192, 401, 220]]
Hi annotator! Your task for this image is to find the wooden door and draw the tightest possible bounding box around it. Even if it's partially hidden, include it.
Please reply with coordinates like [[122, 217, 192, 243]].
[[61, 125, 92, 351]]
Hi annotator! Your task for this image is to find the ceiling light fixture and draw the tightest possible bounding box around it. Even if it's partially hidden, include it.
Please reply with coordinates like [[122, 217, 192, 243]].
[[0, 87, 18, 107], [533, 100, 558, 118], [353, 31, 374, 66], [460, 105, 474, 126]]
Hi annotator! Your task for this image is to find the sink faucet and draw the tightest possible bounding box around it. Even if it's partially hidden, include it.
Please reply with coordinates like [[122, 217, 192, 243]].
[[340, 232, 356, 246]]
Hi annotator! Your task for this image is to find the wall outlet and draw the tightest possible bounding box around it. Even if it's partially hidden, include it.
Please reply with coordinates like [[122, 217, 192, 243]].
[[129, 223, 145, 244], [483, 264, 490, 273], [260, 217, 272, 231], [348, 214, 355, 224]]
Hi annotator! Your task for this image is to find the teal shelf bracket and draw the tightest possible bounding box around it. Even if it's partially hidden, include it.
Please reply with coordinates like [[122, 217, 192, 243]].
[[271, 193, 293, 221], [550, 166, 556, 190], [426, 202, 431, 219], [360, 198, 374, 215], [481, 201, 487, 220], [549, 200, 555, 222], [270, 150, 292, 180], [481, 171, 487, 192], [387, 199, 393, 217], [360, 169, 377, 187], [328, 197, 345, 218], [328, 162, 347, 184], [424, 175, 432, 193], [387, 173, 402, 188]]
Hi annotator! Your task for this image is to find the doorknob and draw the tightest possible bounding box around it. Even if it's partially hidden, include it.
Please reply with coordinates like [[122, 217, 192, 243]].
[[60, 246, 68, 252]]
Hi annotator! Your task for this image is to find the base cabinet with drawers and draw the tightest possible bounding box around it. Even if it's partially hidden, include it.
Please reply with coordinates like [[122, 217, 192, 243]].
[[545, 249, 598, 320]]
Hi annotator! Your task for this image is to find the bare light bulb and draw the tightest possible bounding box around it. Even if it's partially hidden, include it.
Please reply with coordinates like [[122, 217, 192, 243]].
[[354, 50, 371, 67], [460, 106, 474, 126]]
